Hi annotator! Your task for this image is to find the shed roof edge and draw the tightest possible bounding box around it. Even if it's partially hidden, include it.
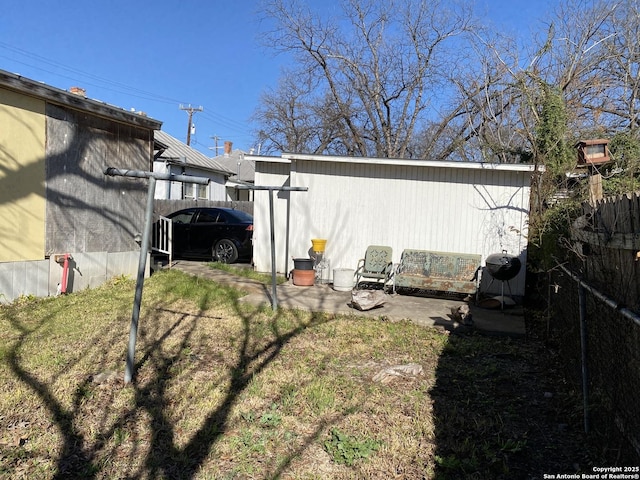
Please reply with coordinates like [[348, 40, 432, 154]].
[[247, 153, 543, 172]]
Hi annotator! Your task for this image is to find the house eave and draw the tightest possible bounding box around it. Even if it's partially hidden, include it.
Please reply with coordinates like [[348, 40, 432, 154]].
[[282, 153, 543, 172], [162, 157, 232, 177], [0, 69, 162, 130], [245, 154, 292, 165]]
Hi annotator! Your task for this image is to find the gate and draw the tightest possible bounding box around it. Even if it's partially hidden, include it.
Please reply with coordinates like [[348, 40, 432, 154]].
[[152, 215, 172, 267]]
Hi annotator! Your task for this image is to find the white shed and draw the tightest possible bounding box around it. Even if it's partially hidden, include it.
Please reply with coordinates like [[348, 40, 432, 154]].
[[249, 153, 542, 297]]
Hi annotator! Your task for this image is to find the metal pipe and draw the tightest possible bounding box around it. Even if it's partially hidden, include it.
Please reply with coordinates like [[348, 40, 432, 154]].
[[578, 284, 590, 433], [104, 167, 209, 185], [124, 176, 156, 383], [558, 263, 640, 327], [268, 190, 278, 310], [105, 167, 211, 384], [236, 185, 308, 310], [285, 193, 291, 280]]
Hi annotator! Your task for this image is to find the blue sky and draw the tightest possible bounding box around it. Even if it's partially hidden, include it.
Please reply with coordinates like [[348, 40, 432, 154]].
[[0, 0, 551, 156]]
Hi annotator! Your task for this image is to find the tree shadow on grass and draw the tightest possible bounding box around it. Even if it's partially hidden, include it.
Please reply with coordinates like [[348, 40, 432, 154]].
[[3, 293, 132, 478], [1, 275, 339, 479], [132, 296, 332, 479]]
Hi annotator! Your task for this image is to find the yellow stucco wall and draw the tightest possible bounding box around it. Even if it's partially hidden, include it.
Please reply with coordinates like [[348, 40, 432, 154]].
[[0, 88, 46, 262]]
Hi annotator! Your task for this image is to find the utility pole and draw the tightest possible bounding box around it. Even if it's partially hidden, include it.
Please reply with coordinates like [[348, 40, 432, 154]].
[[208, 135, 225, 156], [179, 104, 203, 146], [212, 135, 219, 154]]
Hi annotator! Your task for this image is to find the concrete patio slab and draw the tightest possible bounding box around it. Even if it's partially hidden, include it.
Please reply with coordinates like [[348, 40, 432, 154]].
[[168, 260, 526, 337]]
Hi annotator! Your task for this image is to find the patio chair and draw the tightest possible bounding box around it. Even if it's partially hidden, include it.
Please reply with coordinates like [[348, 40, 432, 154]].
[[354, 245, 394, 293]]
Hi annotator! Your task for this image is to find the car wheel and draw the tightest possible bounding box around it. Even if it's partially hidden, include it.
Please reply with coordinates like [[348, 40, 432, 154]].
[[214, 239, 239, 264]]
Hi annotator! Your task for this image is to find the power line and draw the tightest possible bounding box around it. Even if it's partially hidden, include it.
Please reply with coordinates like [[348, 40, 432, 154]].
[[0, 41, 256, 145], [199, 111, 250, 133], [0, 42, 187, 105]]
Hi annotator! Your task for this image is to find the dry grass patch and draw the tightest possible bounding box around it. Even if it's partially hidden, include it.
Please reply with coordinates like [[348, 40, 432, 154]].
[[0, 270, 445, 479], [0, 269, 629, 479]]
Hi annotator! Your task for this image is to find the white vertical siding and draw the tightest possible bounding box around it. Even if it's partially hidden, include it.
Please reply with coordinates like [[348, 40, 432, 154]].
[[207, 172, 228, 201], [153, 161, 171, 199], [254, 156, 534, 296]]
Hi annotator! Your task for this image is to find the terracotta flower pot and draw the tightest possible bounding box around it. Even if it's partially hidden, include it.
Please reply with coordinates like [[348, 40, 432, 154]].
[[292, 269, 315, 286]]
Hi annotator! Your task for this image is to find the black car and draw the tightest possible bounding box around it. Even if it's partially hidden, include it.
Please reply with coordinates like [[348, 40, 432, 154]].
[[166, 207, 253, 264]]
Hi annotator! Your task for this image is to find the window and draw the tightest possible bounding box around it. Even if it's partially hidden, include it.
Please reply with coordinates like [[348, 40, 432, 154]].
[[182, 182, 209, 200], [183, 183, 195, 199], [197, 183, 208, 199], [585, 144, 606, 159], [171, 211, 195, 224], [196, 211, 219, 223]]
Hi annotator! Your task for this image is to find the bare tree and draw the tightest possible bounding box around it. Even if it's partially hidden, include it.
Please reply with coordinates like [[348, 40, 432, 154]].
[[597, 1, 640, 134], [531, 0, 619, 137], [255, 0, 640, 169], [254, 71, 328, 155], [455, 0, 622, 165], [256, 0, 476, 158], [441, 32, 531, 163]]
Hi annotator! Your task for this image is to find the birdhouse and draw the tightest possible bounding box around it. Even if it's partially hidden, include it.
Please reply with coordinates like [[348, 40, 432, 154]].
[[575, 139, 610, 166]]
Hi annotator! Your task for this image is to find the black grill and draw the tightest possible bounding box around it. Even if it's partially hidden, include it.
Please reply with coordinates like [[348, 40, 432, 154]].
[[485, 253, 521, 281]]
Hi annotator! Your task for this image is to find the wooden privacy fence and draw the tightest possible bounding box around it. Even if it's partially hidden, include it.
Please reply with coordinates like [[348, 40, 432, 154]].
[[571, 191, 640, 310], [552, 191, 640, 458], [153, 199, 253, 219]]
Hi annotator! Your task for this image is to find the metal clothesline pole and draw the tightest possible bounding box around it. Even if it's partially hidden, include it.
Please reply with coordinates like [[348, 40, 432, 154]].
[[236, 184, 308, 311], [104, 167, 209, 384]]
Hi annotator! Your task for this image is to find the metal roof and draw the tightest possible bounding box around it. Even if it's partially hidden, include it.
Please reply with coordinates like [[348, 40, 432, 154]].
[[154, 130, 234, 176], [0, 68, 162, 130], [215, 152, 255, 182]]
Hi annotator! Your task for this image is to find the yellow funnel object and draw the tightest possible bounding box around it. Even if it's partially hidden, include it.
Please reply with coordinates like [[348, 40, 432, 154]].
[[311, 238, 327, 253]]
